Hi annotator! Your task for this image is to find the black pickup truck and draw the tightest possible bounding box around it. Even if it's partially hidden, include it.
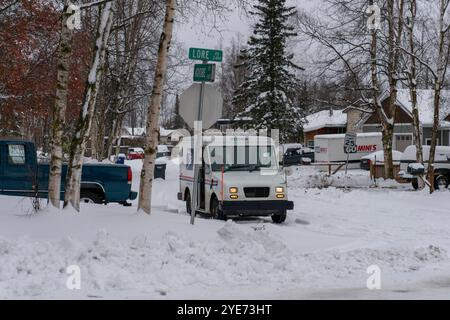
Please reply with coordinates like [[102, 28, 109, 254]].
[[0, 139, 137, 205]]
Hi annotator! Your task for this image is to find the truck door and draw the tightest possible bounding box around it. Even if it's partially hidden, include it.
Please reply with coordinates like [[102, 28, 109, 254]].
[[199, 146, 206, 209], [2, 142, 35, 196]]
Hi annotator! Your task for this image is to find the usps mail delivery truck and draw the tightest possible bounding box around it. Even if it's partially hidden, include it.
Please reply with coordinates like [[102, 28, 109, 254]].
[[314, 133, 383, 169], [177, 134, 294, 223]]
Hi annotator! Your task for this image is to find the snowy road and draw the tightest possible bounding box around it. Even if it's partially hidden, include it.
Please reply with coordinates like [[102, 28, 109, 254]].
[[1, 160, 450, 299]]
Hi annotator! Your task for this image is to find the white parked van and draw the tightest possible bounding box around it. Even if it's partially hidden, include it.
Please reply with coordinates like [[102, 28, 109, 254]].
[[177, 135, 294, 223], [314, 133, 383, 169]]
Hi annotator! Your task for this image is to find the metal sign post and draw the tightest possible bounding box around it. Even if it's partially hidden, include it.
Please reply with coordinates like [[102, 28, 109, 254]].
[[190, 60, 207, 225]]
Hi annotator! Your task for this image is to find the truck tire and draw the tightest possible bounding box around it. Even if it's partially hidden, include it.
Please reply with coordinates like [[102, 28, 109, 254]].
[[435, 175, 449, 191], [185, 190, 192, 215], [272, 211, 286, 224], [210, 196, 225, 220], [412, 180, 419, 190], [80, 191, 103, 204]]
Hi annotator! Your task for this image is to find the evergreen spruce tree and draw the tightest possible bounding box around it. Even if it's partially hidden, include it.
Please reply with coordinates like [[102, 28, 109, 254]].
[[233, 0, 303, 142], [170, 94, 185, 129]]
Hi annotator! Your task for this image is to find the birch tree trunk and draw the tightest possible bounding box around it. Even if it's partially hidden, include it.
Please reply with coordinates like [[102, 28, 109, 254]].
[[106, 116, 118, 160], [48, 0, 74, 208], [96, 114, 106, 161], [384, 0, 404, 179], [63, 2, 114, 211], [427, 0, 450, 192], [369, 6, 390, 179], [138, 0, 176, 214], [114, 114, 125, 159]]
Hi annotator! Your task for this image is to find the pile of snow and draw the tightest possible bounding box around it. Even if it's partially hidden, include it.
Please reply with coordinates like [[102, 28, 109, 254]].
[[361, 150, 403, 163], [2, 152, 450, 299], [288, 166, 406, 189], [296, 245, 447, 283], [0, 211, 447, 299], [280, 143, 303, 151], [0, 219, 297, 298], [83, 157, 114, 164]]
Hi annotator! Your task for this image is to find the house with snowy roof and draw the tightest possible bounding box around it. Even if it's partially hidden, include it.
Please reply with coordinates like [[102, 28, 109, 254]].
[[344, 89, 450, 151], [303, 109, 347, 148]]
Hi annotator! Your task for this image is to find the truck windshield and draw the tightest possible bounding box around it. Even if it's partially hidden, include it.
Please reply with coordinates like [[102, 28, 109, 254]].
[[209, 145, 278, 172]]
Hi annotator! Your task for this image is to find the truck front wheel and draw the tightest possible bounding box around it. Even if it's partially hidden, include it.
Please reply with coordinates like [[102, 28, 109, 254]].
[[272, 211, 287, 224], [185, 190, 192, 215], [210, 197, 225, 220]]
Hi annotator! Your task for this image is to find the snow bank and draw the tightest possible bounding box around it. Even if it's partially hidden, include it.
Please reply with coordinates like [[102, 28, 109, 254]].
[[1, 151, 450, 299], [288, 166, 406, 189], [0, 220, 297, 298], [0, 223, 446, 298]]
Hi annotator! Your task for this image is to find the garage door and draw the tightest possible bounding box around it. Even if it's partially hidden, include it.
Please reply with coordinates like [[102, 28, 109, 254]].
[[395, 135, 413, 152]]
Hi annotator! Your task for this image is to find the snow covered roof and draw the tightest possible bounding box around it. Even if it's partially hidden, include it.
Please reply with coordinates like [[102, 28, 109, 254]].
[[160, 127, 175, 137], [303, 109, 347, 133], [315, 132, 381, 139], [123, 127, 146, 136], [395, 89, 450, 127]]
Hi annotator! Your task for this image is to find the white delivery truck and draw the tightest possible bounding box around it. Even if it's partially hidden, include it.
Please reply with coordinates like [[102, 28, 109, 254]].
[[314, 133, 383, 169], [177, 134, 294, 223]]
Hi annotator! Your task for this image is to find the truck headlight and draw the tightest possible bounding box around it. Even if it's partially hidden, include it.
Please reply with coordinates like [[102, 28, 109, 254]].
[[230, 195, 239, 199], [229, 187, 238, 193], [275, 187, 284, 193], [276, 194, 285, 199]]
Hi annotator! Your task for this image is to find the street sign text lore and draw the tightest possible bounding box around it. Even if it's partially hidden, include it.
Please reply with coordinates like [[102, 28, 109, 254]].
[[189, 48, 223, 62]]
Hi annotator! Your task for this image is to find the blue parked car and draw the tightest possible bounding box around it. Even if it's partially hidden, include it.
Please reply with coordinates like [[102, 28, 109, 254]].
[[0, 139, 137, 205]]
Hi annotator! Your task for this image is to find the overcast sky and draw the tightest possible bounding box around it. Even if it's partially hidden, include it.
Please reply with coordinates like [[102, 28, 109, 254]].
[[170, 0, 320, 98], [174, 0, 319, 51]]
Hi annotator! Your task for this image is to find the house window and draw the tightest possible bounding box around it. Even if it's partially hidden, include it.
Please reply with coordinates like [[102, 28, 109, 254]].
[[307, 140, 314, 148]]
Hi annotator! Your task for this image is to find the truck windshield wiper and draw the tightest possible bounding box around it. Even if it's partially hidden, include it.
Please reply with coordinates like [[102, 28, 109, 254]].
[[224, 164, 255, 172], [224, 164, 263, 172], [248, 164, 260, 172]]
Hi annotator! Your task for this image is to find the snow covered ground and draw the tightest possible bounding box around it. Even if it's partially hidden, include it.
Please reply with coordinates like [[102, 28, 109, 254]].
[[1, 160, 450, 299]]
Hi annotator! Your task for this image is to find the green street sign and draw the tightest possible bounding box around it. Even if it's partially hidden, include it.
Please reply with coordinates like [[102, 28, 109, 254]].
[[189, 47, 223, 62], [193, 64, 216, 82]]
